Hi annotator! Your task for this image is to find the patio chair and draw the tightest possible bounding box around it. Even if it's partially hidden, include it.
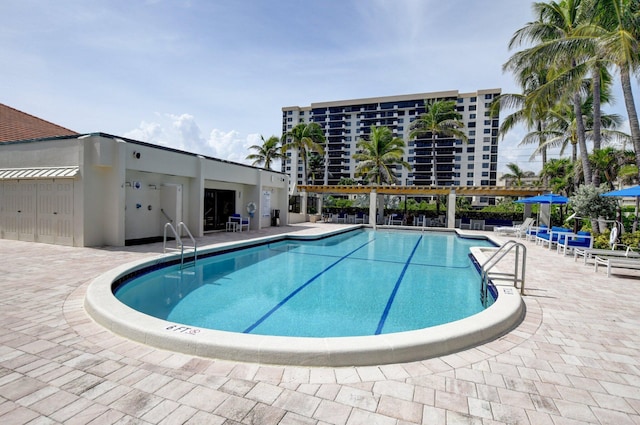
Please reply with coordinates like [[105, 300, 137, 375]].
[[354, 212, 367, 224], [524, 224, 547, 241], [573, 227, 638, 263], [494, 217, 534, 236], [594, 255, 640, 277], [335, 212, 348, 223], [470, 219, 485, 230], [387, 213, 403, 225], [229, 214, 250, 232], [556, 231, 593, 256], [536, 226, 571, 250]]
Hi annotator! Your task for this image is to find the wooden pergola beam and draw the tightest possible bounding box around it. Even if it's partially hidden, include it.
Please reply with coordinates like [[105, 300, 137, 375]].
[[297, 185, 547, 197]]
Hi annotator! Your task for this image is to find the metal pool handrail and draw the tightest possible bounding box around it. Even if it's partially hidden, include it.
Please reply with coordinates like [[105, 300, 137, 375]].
[[163, 222, 197, 269], [480, 240, 526, 306]]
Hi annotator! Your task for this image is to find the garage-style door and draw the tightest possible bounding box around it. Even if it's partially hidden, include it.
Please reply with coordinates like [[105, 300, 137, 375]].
[[0, 167, 77, 246]]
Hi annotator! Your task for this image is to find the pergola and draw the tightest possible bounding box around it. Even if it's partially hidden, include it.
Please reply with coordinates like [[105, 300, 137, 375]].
[[296, 185, 548, 228]]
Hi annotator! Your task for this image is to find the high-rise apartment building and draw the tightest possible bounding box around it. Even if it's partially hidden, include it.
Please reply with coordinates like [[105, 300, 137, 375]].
[[282, 89, 500, 201]]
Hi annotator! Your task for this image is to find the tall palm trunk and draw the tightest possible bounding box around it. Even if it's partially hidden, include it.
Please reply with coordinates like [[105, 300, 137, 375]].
[[592, 67, 602, 186], [432, 134, 437, 186], [620, 67, 640, 181], [573, 93, 592, 185]]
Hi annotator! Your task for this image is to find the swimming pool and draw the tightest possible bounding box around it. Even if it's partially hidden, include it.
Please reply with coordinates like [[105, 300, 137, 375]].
[[85, 227, 525, 366], [114, 229, 494, 338]]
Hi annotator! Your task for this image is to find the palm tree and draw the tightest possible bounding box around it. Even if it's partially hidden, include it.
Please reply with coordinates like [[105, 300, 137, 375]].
[[540, 158, 574, 195], [589, 0, 640, 180], [245, 135, 283, 170], [493, 66, 555, 170], [505, 0, 595, 184], [501, 163, 536, 187], [281, 123, 326, 186], [307, 152, 324, 185], [589, 147, 635, 189], [409, 99, 467, 186], [353, 126, 411, 185]]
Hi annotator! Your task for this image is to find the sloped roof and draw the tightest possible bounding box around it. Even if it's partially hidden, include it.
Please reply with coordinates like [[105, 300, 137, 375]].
[[0, 103, 78, 142]]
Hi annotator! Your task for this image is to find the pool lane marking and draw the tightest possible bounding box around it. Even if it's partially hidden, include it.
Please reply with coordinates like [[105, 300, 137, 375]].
[[243, 238, 376, 334], [375, 234, 423, 335], [268, 245, 470, 268]]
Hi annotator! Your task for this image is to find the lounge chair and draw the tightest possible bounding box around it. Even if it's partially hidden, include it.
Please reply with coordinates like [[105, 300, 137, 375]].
[[524, 224, 547, 241], [494, 217, 534, 237], [574, 245, 640, 264], [556, 231, 593, 256], [573, 226, 638, 263], [536, 226, 571, 249], [594, 256, 640, 277]]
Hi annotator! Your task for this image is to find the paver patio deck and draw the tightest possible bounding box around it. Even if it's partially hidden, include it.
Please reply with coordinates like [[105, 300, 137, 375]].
[[0, 223, 639, 424]]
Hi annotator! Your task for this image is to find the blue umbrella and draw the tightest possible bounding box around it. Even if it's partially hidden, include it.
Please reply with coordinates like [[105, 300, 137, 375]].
[[602, 185, 640, 231], [515, 194, 568, 204], [515, 194, 568, 227], [601, 185, 640, 197]]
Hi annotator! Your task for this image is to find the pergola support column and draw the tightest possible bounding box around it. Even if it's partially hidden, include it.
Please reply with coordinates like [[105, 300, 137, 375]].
[[447, 191, 456, 229], [369, 188, 377, 227]]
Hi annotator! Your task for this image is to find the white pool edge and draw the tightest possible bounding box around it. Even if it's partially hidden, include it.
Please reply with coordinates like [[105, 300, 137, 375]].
[[84, 230, 525, 367]]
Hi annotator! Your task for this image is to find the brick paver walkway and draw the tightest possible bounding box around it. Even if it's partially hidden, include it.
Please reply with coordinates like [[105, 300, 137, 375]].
[[0, 224, 639, 424]]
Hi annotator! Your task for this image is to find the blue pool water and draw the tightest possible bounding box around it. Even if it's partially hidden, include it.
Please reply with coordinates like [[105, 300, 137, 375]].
[[114, 229, 495, 337]]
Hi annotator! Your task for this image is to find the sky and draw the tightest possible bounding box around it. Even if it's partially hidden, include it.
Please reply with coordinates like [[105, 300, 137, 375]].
[[2, 0, 638, 174]]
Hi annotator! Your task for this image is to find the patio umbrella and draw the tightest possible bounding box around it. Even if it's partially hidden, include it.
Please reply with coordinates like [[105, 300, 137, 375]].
[[514, 194, 569, 204], [601, 185, 640, 232], [515, 194, 568, 226]]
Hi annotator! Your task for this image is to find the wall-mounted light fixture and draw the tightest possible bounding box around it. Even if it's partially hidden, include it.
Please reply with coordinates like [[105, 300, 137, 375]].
[[132, 151, 141, 159]]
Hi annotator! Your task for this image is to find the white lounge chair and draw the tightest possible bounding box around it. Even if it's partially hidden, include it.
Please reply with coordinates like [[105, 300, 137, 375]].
[[573, 226, 637, 263], [594, 256, 640, 277], [494, 217, 534, 237]]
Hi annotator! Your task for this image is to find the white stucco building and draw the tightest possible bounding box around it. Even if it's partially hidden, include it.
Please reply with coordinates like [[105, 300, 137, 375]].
[[0, 132, 289, 247]]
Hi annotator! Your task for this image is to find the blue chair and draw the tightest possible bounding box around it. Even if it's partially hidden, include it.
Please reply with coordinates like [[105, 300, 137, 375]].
[[525, 224, 547, 241], [229, 213, 250, 232], [557, 231, 593, 256], [536, 226, 571, 250]]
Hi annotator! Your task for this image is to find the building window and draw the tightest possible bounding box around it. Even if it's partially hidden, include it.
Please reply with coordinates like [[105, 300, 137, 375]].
[[484, 129, 491, 134], [467, 172, 474, 177], [468, 164, 474, 169], [468, 121, 476, 128], [469, 130, 476, 136], [470, 113, 476, 119], [468, 138, 475, 144], [470, 97, 477, 102], [467, 147, 475, 152], [469, 105, 477, 111], [467, 180, 474, 185], [484, 93, 493, 99], [483, 154, 490, 160], [483, 146, 490, 151], [468, 155, 475, 160]]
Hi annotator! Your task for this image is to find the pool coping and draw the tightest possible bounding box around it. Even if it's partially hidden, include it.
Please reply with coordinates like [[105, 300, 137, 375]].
[[84, 227, 525, 367]]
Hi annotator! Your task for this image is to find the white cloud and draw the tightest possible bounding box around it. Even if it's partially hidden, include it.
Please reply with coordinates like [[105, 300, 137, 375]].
[[124, 113, 261, 166]]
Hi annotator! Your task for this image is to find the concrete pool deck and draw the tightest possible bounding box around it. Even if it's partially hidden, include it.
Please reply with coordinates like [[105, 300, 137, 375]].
[[0, 223, 639, 424]]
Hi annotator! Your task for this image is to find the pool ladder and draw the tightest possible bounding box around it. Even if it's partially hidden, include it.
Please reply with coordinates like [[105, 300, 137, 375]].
[[480, 240, 526, 307], [163, 222, 197, 269]]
